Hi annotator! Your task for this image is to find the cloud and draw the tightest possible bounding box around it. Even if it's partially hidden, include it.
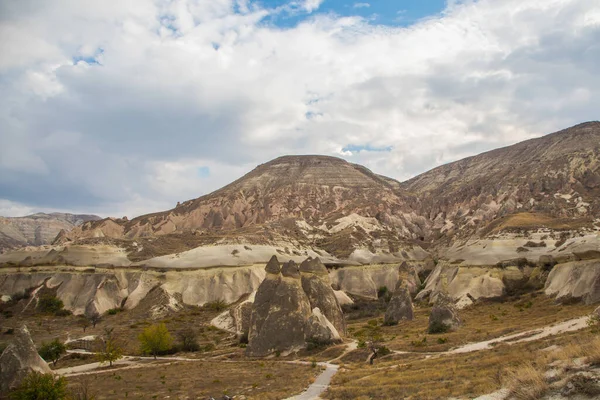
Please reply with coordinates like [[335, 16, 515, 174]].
[[353, 3, 370, 8], [0, 0, 599, 217]]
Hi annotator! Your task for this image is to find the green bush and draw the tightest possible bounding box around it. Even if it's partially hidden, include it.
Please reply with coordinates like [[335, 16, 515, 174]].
[[106, 308, 123, 315], [428, 321, 450, 334], [9, 372, 68, 400], [38, 339, 66, 366], [37, 296, 64, 315], [377, 345, 391, 356]]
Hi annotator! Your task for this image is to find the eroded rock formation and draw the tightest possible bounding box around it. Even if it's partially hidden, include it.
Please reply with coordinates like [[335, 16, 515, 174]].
[[246, 256, 345, 357], [384, 281, 414, 325], [428, 293, 461, 333], [0, 325, 52, 393]]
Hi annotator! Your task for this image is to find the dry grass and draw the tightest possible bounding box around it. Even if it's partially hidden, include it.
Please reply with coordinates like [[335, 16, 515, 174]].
[[482, 212, 592, 235], [505, 363, 548, 400], [326, 328, 598, 399], [347, 293, 595, 354], [67, 360, 320, 399]]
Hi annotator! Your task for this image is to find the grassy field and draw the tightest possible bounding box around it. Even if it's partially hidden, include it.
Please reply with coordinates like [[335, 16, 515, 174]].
[[346, 293, 596, 354], [325, 327, 599, 399], [67, 360, 321, 400]]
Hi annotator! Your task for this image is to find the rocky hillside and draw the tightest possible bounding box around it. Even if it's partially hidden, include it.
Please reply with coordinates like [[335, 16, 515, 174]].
[[58, 155, 429, 261], [0, 213, 100, 252], [4, 122, 599, 266], [403, 121, 600, 241]]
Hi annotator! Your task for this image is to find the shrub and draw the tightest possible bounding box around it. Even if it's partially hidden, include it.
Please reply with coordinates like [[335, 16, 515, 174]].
[[357, 340, 366, 349], [177, 328, 199, 352], [9, 372, 68, 400], [54, 309, 72, 317], [428, 321, 450, 334], [238, 332, 249, 344], [37, 295, 64, 315], [377, 346, 391, 356], [106, 308, 123, 315], [5, 328, 15, 335], [437, 337, 448, 344], [138, 323, 173, 359], [204, 300, 227, 312], [38, 339, 66, 366]]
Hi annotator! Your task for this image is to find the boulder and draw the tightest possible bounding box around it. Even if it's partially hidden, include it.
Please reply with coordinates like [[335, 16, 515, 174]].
[[300, 257, 346, 335], [428, 293, 461, 333], [0, 325, 52, 393], [384, 282, 414, 325]]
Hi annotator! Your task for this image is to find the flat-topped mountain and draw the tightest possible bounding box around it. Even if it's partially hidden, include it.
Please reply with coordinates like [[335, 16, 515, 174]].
[[0, 213, 101, 252], [58, 155, 427, 261]]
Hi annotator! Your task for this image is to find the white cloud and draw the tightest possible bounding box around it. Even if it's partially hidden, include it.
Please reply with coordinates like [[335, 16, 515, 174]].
[[353, 3, 370, 8], [0, 0, 599, 217]]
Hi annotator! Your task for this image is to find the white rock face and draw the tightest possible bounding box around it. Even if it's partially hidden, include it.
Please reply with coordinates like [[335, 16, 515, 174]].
[[0, 265, 267, 315], [545, 260, 600, 304], [329, 263, 421, 299]]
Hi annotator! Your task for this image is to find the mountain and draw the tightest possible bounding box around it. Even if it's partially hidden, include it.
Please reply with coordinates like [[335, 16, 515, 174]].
[[16, 122, 600, 265], [0, 213, 101, 252], [402, 121, 600, 241], [58, 155, 428, 262]]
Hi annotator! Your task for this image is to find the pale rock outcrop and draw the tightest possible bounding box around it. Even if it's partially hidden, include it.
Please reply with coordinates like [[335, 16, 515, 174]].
[[428, 293, 461, 332], [300, 257, 346, 335], [329, 262, 421, 299], [544, 260, 600, 304], [306, 307, 341, 343], [211, 292, 256, 336], [0, 325, 52, 393], [416, 261, 540, 307], [384, 282, 414, 325]]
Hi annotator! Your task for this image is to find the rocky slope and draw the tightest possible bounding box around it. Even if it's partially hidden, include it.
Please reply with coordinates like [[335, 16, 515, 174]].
[[402, 121, 600, 242], [0, 213, 100, 252]]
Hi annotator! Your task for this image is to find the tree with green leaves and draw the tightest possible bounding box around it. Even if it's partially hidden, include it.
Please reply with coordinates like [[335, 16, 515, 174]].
[[97, 327, 123, 367], [138, 323, 173, 359], [9, 372, 67, 400], [38, 339, 66, 366]]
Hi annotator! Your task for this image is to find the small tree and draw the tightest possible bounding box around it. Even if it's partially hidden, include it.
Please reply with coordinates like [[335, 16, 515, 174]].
[[38, 338, 66, 366], [177, 328, 199, 352], [138, 323, 173, 359], [89, 313, 101, 328], [97, 333, 123, 368], [79, 317, 90, 333], [9, 371, 68, 400]]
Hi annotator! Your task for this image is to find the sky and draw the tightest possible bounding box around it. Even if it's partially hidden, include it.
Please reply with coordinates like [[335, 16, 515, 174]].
[[0, 0, 599, 218]]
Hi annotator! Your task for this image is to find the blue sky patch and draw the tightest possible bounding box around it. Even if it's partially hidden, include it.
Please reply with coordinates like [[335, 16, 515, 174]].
[[342, 144, 393, 153], [258, 0, 447, 27], [72, 48, 104, 65], [197, 166, 211, 178]]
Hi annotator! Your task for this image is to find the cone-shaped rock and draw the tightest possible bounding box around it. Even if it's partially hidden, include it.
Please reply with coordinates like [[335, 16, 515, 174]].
[[428, 292, 461, 333], [265, 255, 281, 275], [300, 257, 346, 335], [384, 281, 414, 325], [247, 259, 312, 356], [0, 325, 52, 393], [281, 260, 300, 278]]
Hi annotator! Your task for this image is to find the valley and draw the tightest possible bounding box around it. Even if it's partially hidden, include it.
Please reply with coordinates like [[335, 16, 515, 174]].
[[1, 122, 600, 399]]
